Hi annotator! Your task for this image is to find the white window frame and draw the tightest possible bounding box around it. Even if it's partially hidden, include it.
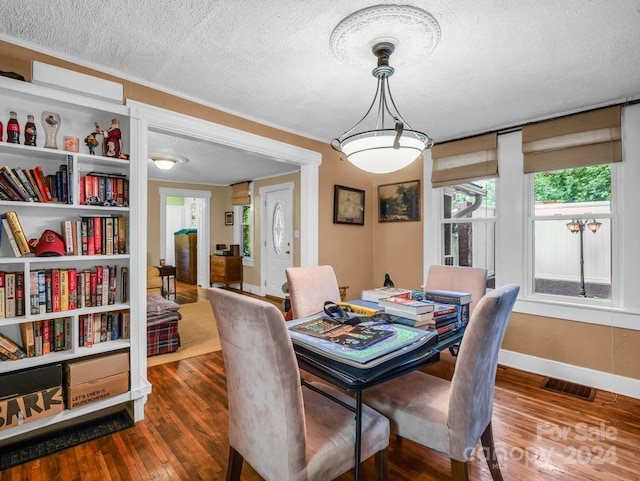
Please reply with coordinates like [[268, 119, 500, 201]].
[[425, 103, 640, 331], [234, 185, 254, 268]]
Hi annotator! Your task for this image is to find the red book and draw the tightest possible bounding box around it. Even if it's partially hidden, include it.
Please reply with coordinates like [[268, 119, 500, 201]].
[[95, 266, 103, 306], [42, 319, 51, 354], [93, 217, 102, 255], [90, 272, 98, 307], [34, 166, 53, 202], [51, 269, 61, 312], [85, 314, 94, 347], [68, 269, 77, 310], [15, 272, 25, 317]]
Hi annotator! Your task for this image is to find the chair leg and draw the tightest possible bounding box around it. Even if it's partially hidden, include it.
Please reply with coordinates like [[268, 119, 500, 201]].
[[226, 446, 244, 481], [480, 422, 504, 481], [395, 433, 404, 445], [374, 448, 388, 481], [450, 459, 469, 481]]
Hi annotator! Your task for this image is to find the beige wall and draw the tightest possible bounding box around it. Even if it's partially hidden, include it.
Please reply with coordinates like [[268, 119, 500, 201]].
[[6, 40, 638, 383]]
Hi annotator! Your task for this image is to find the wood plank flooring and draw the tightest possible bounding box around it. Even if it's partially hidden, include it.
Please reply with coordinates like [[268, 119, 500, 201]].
[[2, 348, 639, 480]]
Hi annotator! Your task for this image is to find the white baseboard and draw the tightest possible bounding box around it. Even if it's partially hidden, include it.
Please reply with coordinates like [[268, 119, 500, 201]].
[[499, 349, 640, 400], [238, 283, 262, 296]]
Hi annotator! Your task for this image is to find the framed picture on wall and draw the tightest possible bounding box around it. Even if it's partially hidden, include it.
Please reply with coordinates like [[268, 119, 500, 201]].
[[333, 185, 365, 225], [225, 211, 234, 226], [378, 180, 421, 222]]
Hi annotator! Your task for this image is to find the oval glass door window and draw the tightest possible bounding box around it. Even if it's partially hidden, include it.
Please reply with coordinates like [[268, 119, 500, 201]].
[[272, 202, 285, 255]]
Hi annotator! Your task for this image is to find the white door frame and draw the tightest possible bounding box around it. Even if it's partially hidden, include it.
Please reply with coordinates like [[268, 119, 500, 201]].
[[159, 187, 211, 287], [261, 182, 295, 297], [127, 100, 322, 268]]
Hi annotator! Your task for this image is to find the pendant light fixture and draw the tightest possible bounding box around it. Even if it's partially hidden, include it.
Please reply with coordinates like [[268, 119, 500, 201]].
[[330, 5, 440, 174]]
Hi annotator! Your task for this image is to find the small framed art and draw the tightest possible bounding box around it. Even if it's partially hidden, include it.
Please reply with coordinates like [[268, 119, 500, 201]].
[[333, 185, 365, 225], [378, 180, 421, 222], [225, 211, 234, 226]]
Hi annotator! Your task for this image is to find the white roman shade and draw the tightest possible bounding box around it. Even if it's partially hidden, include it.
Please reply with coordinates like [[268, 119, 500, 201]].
[[231, 181, 251, 205], [522, 105, 622, 173], [431, 132, 498, 187]]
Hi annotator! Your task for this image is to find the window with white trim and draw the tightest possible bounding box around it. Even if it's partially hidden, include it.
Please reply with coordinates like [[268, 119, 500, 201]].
[[234, 204, 254, 265]]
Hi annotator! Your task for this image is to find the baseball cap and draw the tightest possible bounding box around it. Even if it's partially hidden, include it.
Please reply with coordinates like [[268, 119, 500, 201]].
[[34, 230, 66, 257]]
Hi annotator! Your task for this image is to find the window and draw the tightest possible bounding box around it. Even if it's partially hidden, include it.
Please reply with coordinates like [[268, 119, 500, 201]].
[[235, 204, 254, 265], [530, 165, 612, 299], [440, 179, 496, 288]]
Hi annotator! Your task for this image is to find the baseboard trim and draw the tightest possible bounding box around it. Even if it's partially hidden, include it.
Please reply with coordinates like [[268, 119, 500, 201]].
[[499, 349, 640, 400]]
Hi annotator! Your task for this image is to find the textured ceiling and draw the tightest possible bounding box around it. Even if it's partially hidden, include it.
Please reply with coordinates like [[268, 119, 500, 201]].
[[2, 0, 640, 183]]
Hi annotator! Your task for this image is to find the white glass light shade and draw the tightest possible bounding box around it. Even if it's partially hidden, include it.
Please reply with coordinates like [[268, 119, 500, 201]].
[[341, 131, 425, 174], [153, 159, 176, 171]]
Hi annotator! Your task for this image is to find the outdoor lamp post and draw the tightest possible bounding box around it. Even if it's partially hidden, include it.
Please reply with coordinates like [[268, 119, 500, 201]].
[[566, 219, 602, 297]]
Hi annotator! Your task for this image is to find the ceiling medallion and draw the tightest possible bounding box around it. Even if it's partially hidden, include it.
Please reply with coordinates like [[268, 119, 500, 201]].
[[330, 4, 441, 68]]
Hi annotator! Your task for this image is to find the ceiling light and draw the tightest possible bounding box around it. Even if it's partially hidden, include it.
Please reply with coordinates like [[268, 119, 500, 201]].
[[149, 153, 188, 171], [330, 6, 439, 174]]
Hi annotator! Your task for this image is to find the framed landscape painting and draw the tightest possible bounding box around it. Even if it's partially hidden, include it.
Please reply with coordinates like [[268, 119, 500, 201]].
[[378, 180, 421, 222], [333, 185, 365, 225]]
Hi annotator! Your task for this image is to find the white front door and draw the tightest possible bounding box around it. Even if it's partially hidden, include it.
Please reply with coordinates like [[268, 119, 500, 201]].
[[263, 183, 294, 297]]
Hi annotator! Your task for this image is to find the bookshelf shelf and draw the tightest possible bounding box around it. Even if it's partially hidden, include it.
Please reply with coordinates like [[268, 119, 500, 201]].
[[0, 76, 145, 443]]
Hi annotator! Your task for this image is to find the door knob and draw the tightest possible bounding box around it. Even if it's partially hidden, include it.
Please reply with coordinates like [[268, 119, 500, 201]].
[[286, 250, 290, 254]]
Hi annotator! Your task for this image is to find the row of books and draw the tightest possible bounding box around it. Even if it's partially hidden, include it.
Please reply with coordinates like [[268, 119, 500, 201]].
[[0, 271, 25, 319], [1, 210, 127, 258], [78, 311, 130, 347], [79, 172, 129, 207], [0, 309, 130, 361], [27, 266, 126, 317], [0, 162, 72, 204], [61, 215, 127, 256]]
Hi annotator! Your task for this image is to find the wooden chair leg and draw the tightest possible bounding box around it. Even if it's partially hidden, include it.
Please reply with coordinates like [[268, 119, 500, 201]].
[[450, 459, 469, 481], [226, 446, 244, 481], [374, 448, 388, 481], [480, 422, 504, 481]]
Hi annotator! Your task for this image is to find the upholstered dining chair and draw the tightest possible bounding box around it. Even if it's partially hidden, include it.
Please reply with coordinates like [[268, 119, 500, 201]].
[[285, 265, 342, 319], [207, 287, 390, 481], [362, 284, 520, 481], [424, 265, 488, 315]]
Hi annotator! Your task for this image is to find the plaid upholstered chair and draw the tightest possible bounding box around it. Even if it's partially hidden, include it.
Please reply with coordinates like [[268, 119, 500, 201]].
[[362, 284, 519, 481], [207, 287, 390, 481]]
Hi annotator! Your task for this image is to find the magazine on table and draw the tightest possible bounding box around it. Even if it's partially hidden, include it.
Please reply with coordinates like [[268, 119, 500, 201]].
[[288, 315, 437, 368]]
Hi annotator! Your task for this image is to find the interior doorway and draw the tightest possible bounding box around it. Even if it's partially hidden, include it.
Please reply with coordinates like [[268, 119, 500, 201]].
[[159, 187, 211, 287]]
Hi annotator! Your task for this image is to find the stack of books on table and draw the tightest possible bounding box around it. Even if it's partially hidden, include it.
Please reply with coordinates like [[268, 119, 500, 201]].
[[360, 287, 412, 303], [377, 296, 435, 327], [421, 290, 472, 341]]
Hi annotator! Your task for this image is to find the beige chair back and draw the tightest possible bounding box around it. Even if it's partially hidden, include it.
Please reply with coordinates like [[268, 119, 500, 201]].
[[424, 265, 488, 314], [285, 265, 341, 318], [447, 284, 520, 460], [207, 288, 307, 480]]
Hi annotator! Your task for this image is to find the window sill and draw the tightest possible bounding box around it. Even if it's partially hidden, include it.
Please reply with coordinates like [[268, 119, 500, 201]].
[[514, 297, 639, 331], [242, 258, 254, 268]]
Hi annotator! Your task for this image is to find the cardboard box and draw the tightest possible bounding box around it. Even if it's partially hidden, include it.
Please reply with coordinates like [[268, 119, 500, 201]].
[[0, 364, 64, 431], [65, 351, 129, 386], [66, 371, 129, 409]]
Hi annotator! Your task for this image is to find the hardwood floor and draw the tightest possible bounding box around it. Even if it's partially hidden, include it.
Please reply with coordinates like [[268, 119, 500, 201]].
[[2, 349, 639, 480]]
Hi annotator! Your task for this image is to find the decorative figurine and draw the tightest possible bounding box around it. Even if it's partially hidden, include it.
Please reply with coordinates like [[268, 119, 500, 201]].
[[41, 111, 61, 149], [24, 114, 37, 146], [383, 273, 395, 288], [94, 118, 122, 157], [84, 132, 99, 155]]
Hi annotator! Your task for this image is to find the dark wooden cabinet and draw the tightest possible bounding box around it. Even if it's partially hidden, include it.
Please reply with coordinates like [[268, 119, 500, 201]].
[[210, 256, 243, 290], [175, 232, 197, 284]]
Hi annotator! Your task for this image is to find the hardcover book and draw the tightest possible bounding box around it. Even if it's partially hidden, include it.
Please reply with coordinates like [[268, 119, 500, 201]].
[[380, 305, 433, 323], [289, 317, 394, 350], [361, 287, 412, 303], [423, 289, 472, 305], [338, 299, 384, 316], [379, 296, 434, 314]]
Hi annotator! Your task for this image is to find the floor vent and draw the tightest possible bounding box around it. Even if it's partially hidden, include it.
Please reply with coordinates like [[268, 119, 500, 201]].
[[542, 377, 596, 401]]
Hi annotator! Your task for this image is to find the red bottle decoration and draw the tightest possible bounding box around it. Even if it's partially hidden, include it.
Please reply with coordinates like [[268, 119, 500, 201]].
[[24, 114, 37, 146], [6, 111, 20, 144], [0, 119, 3, 142]]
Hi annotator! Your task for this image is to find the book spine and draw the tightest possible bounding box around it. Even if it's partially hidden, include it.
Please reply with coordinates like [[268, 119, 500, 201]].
[[42, 319, 51, 354], [54, 318, 65, 351], [5, 272, 16, 318], [101, 266, 109, 306], [108, 265, 117, 305], [34, 166, 53, 202], [0, 272, 5, 318], [64, 317, 72, 350], [78, 315, 85, 346], [66, 155, 74, 205], [423, 293, 470, 305], [13, 168, 38, 201], [61, 220, 74, 255], [68, 268, 77, 310], [1, 218, 22, 257], [20, 321, 35, 357], [0, 174, 22, 200], [38, 270, 46, 314], [24, 169, 45, 202], [51, 268, 61, 312], [34, 320, 43, 356], [4, 211, 31, 255], [85, 313, 94, 347], [117, 216, 126, 254], [0, 332, 26, 359], [60, 269, 69, 311], [105, 217, 114, 255], [15, 271, 24, 317], [45, 269, 53, 313], [30, 271, 39, 315], [2, 167, 31, 201], [338, 302, 381, 316]]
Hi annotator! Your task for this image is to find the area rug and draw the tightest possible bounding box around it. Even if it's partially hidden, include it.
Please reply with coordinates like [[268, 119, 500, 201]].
[[147, 299, 221, 367]]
